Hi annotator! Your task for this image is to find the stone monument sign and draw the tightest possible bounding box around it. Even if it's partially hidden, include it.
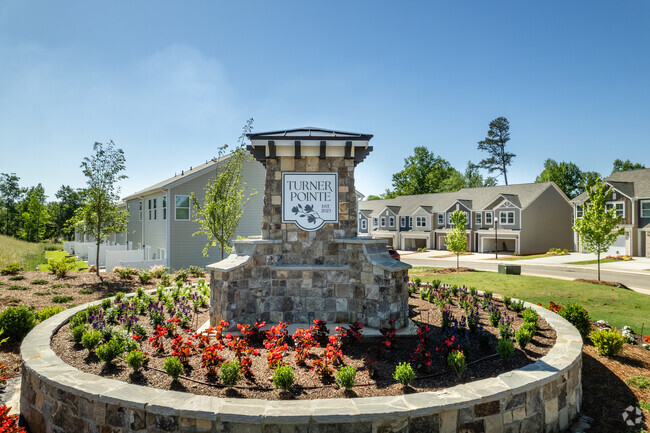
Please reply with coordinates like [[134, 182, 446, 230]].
[[208, 127, 411, 328]]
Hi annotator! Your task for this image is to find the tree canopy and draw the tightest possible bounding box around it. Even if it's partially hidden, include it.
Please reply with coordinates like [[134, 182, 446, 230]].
[[391, 147, 459, 196], [572, 179, 624, 281], [477, 117, 515, 185], [612, 159, 645, 174], [535, 159, 585, 198], [71, 141, 129, 277]]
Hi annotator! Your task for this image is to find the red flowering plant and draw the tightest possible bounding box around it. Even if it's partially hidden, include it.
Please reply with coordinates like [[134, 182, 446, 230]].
[[171, 335, 197, 365], [148, 325, 169, 354], [326, 328, 346, 366], [378, 318, 397, 356], [238, 321, 266, 345], [292, 328, 316, 366], [411, 324, 434, 372], [0, 404, 24, 433], [166, 317, 181, 338], [309, 319, 329, 347], [311, 357, 334, 380], [224, 332, 259, 379], [363, 356, 378, 378], [547, 302, 562, 313], [436, 334, 461, 360], [200, 343, 226, 379], [340, 321, 364, 350], [264, 322, 289, 370]]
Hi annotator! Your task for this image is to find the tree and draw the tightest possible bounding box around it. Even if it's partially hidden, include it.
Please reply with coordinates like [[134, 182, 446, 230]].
[[0, 173, 23, 237], [440, 161, 497, 192], [191, 119, 257, 260], [535, 159, 585, 198], [20, 184, 49, 242], [445, 210, 468, 268], [612, 159, 645, 174], [52, 185, 82, 240], [71, 141, 129, 278], [477, 117, 515, 185], [572, 179, 624, 281], [581, 171, 601, 191], [391, 147, 459, 196], [366, 195, 382, 201]]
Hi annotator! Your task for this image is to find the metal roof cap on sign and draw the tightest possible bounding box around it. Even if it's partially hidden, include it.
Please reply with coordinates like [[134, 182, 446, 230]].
[[246, 127, 373, 142]]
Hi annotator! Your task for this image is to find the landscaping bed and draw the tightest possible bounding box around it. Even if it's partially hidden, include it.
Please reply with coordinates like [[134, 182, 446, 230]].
[[50, 282, 555, 400]]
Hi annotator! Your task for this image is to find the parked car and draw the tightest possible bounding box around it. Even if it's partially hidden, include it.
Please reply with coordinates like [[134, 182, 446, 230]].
[[388, 247, 400, 261]]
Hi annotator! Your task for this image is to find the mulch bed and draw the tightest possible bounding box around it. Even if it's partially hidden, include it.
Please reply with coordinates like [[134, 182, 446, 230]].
[[50, 292, 555, 400], [574, 279, 630, 289], [410, 267, 477, 275]]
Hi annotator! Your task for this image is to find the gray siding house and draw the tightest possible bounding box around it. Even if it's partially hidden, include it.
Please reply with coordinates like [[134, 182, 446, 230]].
[[119, 153, 265, 270], [359, 182, 573, 255], [572, 168, 650, 257]]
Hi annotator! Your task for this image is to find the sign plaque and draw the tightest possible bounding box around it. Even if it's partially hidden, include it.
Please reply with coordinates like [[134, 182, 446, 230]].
[[282, 172, 338, 231]]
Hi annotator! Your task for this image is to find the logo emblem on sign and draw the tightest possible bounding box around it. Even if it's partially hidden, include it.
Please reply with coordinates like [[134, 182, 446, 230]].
[[282, 172, 338, 231]]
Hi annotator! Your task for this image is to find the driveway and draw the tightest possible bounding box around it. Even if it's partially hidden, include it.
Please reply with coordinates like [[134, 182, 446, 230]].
[[400, 251, 650, 295]]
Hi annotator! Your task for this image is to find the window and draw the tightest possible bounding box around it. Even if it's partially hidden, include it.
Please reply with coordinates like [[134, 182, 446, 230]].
[[437, 213, 444, 225], [388, 216, 395, 227], [373, 217, 378, 227], [642, 201, 650, 218], [139, 201, 142, 221], [416, 216, 427, 227], [476, 213, 482, 225], [148, 199, 152, 220], [400, 216, 407, 227], [162, 196, 167, 220], [447, 213, 452, 225], [380, 216, 386, 227], [485, 212, 492, 224], [153, 198, 157, 220], [175, 195, 190, 220], [576, 205, 584, 218], [361, 219, 367, 230], [606, 202, 624, 218], [500, 211, 515, 225]]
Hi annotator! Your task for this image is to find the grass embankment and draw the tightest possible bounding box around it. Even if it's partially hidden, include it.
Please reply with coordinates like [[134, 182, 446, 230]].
[[38, 250, 88, 273], [0, 235, 61, 270], [497, 253, 563, 261], [409, 268, 650, 331], [567, 258, 626, 265]]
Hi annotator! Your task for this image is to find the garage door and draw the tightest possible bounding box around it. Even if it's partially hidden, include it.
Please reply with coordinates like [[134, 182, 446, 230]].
[[606, 235, 626, 256]]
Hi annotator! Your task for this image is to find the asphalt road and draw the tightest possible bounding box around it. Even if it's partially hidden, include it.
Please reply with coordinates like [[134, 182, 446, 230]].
[[401, 256, 650, 294]]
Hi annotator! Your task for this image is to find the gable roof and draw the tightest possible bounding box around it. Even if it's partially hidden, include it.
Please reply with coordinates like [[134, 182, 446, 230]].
[[359, 182, 564, 216], [247, 127, 373, 141], [572, 168, 650, 203], [122, 153, 233, 201]]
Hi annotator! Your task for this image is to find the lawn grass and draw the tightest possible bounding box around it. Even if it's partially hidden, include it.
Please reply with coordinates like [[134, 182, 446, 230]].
[[409, 268, 650, 330], [497, 253, 555, 261], [566, 258, 623, 265], [0, 235, 50, 270], [38, 250, 88, 272]]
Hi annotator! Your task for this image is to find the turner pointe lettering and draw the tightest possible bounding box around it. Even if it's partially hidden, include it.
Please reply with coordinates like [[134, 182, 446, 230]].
[[287, 180, 334, 202], [282, 172, 338, 231]]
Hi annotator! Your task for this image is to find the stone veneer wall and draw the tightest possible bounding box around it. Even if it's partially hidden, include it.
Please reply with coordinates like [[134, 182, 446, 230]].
[[21, 297, 582, 433], [209, 154, 412, 329]]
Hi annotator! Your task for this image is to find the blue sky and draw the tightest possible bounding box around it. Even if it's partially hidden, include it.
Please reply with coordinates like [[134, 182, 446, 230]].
[[1, 1, 648, 200]]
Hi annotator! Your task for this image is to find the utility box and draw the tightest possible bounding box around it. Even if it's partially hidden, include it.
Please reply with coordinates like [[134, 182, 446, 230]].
[[498, 264, 521, 275]]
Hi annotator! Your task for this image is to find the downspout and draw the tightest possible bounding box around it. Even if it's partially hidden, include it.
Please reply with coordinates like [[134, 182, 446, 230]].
[[139, 196, 145, 259], [165, 189, 170, 268]]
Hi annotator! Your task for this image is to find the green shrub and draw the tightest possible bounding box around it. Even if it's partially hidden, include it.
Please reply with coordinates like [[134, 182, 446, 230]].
[[69, 311, 88, 327], [469, 287, 477, 296], [79, 288, 95, 295], [150, 265, 168, 278], [591, 329, 626, 356], [558, 302, 591, 338], [81, 329, 102, 351], [48, 256, 77, 278], [0, 264, 23, 275], [0, 305, 36, 342], [520, 321, 537, 335], [509, 300, 525, 313], [431, 279, 441, 289], [272, 365, 295, 391], [51, 283, 70, 289], [138, 269, 153, 284], [96, 339, 125, 364], [174, 268, 189, 282], [412, 277, 422, 288], [336, 366, 357, 390], [71, 325, 86, 344], [515, 327, 533, 350], [36, 306, 63, 322], [8, 285, 28, 291], [626, 376, 650, 389], [8, 275, 24, 281], [219, 360, 241, 387], [503, 296, 511, 308], [101, 298, 112, 310], [113, 267, 137, 279], [163, 356, 184, 380], [126, 349, 147, 371], [52, 295, 73, 303], [497, 338, 515, 360], [114, 292, 126, 302], [31, 279, 48, 285], [522, 308, 539, 326], [393, 362, 416, 386], [188, 265, 205, 278], [447, 350, 466, 376]]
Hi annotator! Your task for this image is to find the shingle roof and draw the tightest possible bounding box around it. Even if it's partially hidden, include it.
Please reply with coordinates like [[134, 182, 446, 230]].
[[122, 153, 232, 201], [572, 168, 650, 202], [360, 182, 564, 216]]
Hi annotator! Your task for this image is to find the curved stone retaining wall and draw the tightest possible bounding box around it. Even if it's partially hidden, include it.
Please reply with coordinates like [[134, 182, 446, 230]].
[[20, 299, 582, 433]]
